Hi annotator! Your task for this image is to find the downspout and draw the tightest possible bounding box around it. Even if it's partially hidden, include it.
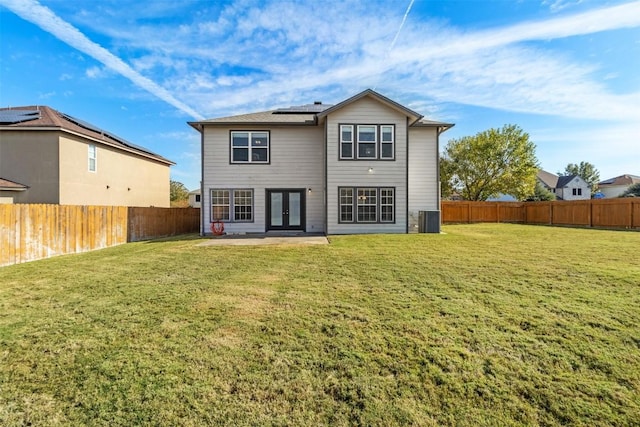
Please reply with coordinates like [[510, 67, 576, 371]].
[[405, 117, 410, 234], [200, 125, 205, 236], [436, 126, 443, 229], [323, 118, 328, 235]]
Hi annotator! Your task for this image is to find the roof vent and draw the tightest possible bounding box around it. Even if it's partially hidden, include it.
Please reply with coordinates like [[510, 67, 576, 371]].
[[314, 101, 322, 105]]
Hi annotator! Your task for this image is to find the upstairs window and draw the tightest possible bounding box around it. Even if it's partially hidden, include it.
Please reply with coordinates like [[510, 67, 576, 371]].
[[231, 131, 269, 163], [357, 125, 377, 159], [88, 144, 97, 172], [339, 124, 395, 160], [340, 125, 354, 159], [380, 125, 394, 159]]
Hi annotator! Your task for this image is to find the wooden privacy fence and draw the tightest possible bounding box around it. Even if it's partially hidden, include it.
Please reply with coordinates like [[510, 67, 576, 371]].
[[1, 205, 200, 267], [442, 199, 640, 229]]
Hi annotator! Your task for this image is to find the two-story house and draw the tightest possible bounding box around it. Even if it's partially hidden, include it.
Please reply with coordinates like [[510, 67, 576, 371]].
[[0, 106, 174, 206], [537, 170, 591, 200], [189, 89, 453, 235]]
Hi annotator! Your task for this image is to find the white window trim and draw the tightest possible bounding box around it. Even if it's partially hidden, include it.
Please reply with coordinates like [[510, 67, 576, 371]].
[[88, 144, 97, 172], [230, 131, 270, 164], [356, 125, 377, 159], [339, 188, 354, 222], [339, 125, 354, 159], [380, 125, 395, 160], [211, 188, 254, 223], [338, 187, 395, 224]]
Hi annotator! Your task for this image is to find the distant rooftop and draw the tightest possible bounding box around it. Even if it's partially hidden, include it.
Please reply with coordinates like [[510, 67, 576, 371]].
[[0, 106, 174, 165], [598, 174, 640, 186]]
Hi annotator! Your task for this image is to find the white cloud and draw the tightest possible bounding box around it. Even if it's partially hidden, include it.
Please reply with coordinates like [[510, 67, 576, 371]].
[[85, 66, 103, 78], [3, 0, 640, 125], [0, 0, 205, 120]]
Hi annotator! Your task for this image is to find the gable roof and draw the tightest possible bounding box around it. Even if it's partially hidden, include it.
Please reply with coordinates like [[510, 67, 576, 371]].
[[537, 170, 558, 188], [556, 175, 582, 188], [598, 174, 640, 186], [0, 106, 174, 165], [317, 89, 423, 123], [0, 177, 29, 191], [188, 89, 454, 131]]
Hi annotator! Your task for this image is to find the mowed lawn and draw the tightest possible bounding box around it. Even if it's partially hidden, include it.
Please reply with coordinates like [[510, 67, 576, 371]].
[[0, 224, 639, 426]]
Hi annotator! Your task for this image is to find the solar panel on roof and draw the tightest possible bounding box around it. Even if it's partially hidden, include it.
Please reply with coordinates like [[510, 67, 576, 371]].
[[0, 109, 40, 124], [60, 112, 166, 159], [60, 112, 105, 134], [273, 103, 333, 114]]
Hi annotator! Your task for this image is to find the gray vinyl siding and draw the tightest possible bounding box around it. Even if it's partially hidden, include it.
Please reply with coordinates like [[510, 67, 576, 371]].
[[408, 127, 439, 232], [326, 97, 408, 234], [202, 125, 324, 234]]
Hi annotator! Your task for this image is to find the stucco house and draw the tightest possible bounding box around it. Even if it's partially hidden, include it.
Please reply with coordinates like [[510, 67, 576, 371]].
[[537, 170, 591, 200], [189, 89, 453, 235], [0, 106, 174, 206], [597, 174, 640, 198]]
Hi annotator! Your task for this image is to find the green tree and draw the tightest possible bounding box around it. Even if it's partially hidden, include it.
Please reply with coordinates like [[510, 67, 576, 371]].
[[439, 156, 456, 200], [560, 161, 600, 194], [527, 181, 556, 201], [621, 183, 640, 197], [442, 124, 539, 201], [170, 180, 189, 202]]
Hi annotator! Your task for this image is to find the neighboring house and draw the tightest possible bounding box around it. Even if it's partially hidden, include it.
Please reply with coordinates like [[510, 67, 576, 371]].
[[0, 177, 28, 204], [536, 170, 591, 200], [597, 174, 640, 198], [188, 189, 201, 208], [189, 89, 454, 235], [0, 106, 174, 206]]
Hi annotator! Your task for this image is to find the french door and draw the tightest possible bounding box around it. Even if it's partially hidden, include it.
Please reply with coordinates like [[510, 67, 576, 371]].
[[266, 189, 305, 231]]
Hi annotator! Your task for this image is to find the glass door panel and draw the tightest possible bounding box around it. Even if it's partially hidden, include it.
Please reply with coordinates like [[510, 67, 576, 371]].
[[267, 189, 304, 231], [270, 192, 283, 226], [288, 193, 301, 226]]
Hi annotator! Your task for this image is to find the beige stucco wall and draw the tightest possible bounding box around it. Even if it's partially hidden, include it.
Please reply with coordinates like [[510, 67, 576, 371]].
[[58, 134, 170, 207], [0, 131, 60, 204]]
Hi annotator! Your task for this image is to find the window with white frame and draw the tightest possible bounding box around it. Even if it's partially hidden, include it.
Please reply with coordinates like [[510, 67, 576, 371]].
[[380, 125, 394, 159], [340, 125, 354, 159], [339, 188, 354, 222], [233, 190, 253, 221], [572, 188, 582, 196], [357, 188, 377, 222], [357, 125, 377, 159], [211, 190, 230, 221], [231, 131, 269, 163], [339, 124, 395, 160], [339, 187, 395, 223], [380, 188, 395, 222], [88, 144, 97, 172], [210, 189, 254, 222]]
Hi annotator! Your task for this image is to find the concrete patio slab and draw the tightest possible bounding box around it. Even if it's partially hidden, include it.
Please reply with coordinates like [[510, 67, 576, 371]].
[[196, 235, 329, 246]]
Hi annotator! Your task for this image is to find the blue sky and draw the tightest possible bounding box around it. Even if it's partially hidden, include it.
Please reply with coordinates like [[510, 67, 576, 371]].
[[1, 0, 639, 191]]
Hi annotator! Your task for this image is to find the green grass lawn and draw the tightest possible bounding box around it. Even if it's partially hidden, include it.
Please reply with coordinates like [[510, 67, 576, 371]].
[[1, 224, 639, 426]]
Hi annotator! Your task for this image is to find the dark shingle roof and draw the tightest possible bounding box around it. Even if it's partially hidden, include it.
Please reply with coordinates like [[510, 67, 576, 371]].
[[557, 175, 579, 188], [189, 89, 454, 132], [0, 106, 174, 165]]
